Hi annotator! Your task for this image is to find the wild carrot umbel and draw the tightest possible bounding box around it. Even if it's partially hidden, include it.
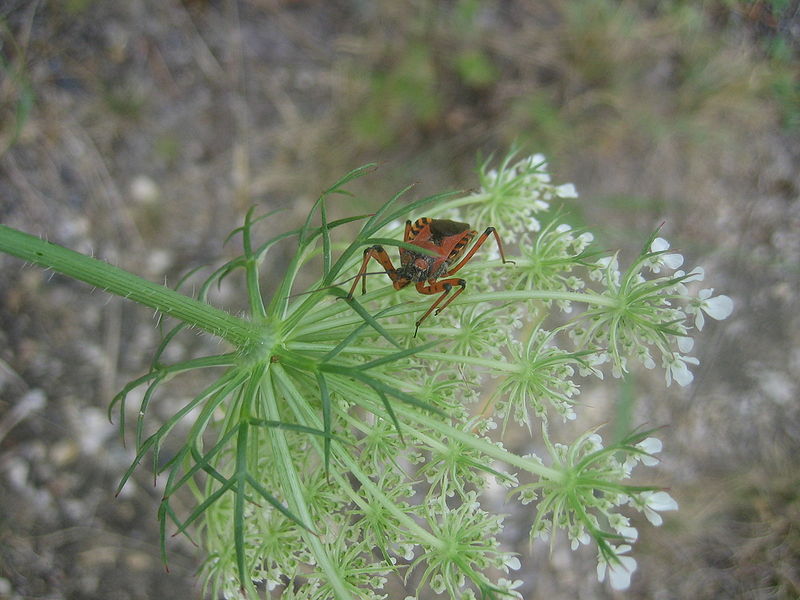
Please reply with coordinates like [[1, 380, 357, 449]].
[[0, 151, 733, 598]]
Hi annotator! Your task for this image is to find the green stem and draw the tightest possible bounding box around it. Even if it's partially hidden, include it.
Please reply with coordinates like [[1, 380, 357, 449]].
[[286, 342, 517, 372], [291, 287, 618, 338], [261, 368, 354, 600], [317, 367, 562, 482], [377, 395, 562, 481], [0, 225, 257, 347]]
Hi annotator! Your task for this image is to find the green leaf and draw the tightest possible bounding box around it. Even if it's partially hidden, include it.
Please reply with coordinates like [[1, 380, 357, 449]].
[[233, 422, 248, 589], [361, 237, 439, 257], [246, 474, 314, 533], [223, 206, 287, 246], [327, 288, 401, 348], [331, 366, 445, 418], [172, 475, 237, 538], [316, 371, 333, 477], [360, 182, 417, 236], [320, 198, 332, 277], [162, 425, 240, 498], [358, 339, 441, 371], [373, 189, 464, 232], [301, 163, 378, 244], [321, 305, 400, 363], [136, 372, 167, 450], [115, 368, 247, 496], [374, 387, 404, 444]]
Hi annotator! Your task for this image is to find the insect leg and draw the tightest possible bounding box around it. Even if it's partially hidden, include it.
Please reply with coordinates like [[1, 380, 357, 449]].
[[413, 278, 466, 336], [445, 226, 515, 276], [347, 246, 399, 298]]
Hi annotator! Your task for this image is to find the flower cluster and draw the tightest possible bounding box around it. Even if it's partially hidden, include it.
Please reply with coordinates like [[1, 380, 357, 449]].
[[115, 152, 731, 598], [515, 428, 678, 590], [555, 236, 734, 386], [506, 219, 597, 312], [473, 152, 579, 234]]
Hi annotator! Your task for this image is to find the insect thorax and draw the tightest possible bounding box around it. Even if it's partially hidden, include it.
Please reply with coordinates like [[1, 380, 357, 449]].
[[397, 254, 449, 283]]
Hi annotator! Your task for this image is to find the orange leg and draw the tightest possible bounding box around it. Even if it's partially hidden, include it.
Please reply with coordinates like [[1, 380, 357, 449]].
[[347, 245, 408, 298], [413, 277, 466, 336], [446, 226, 514, 277]]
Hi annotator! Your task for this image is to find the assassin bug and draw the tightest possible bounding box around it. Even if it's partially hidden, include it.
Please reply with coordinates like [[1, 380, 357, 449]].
[[347, 217, 514, 336]]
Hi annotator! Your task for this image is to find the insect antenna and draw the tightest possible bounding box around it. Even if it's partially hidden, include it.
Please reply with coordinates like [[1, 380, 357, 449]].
[[288, 271, 390, 298]]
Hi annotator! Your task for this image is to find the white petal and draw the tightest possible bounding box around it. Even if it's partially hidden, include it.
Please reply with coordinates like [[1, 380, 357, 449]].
[[556, 183, 578, 198], [638, 437, 663, 454], [684, 266, 705, 282], [671, 361, 695, 387], [597, 561, 607, 583], [644, 507, 664, 526], [663, 252, 684, 269], [677, 336, 694, 353], [673, 369, 694, 387], [608, 556, 637, 590], [587, 433, 603, 450], [596, 256, 613, 268], [651, 237, 670, 252], [618, 525, 639, 542], [695, 310, 706, 331], [648, 491, 679, 512], [704, 295, 734, 320]]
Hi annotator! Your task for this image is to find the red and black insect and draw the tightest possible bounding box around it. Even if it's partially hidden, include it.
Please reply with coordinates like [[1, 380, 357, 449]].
[[347, 217, 514, 335]]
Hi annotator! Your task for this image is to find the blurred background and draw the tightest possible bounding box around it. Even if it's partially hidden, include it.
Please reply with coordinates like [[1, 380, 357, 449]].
[[1, 1, 798, 598]]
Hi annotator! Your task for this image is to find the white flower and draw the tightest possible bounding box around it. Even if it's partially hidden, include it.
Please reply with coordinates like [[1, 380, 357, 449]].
[[570, 530, 591, 550], [399, 543, 416, 560], [650, 237, 684, 272], [555, 183, 578, 198], [591, 255, 620, 285], [664, 353, 699, 387], [497, 578, 524, 599], [683, 266, 705, 283], [430, 574, 446, 594], [650, 237, 669, 252], [640, 491, 679, 526], [636, 437, 663, 466], [618, 525, 639, 542], [585, 433, 604, 453], [573, 231, 594, 252], [677, 336, 694, 353], [637, 346, 656, 369], [597, 544, 637, 590], [595, 256, 614, 269], [689, 289, 734, 331]]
